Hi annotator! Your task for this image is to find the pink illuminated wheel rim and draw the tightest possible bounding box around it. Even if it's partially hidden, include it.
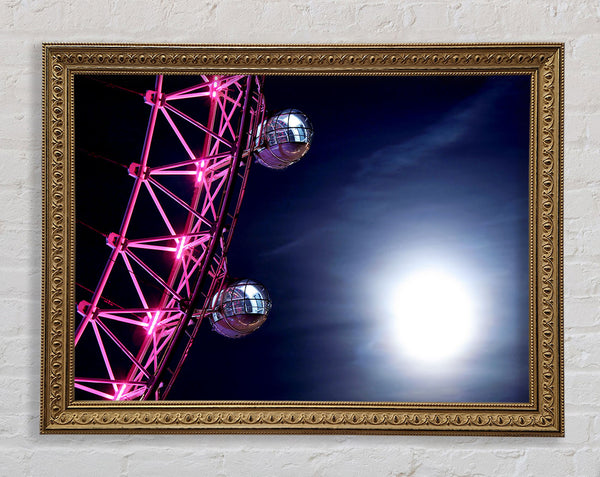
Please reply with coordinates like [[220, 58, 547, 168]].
[[74, 75, 265, 400]]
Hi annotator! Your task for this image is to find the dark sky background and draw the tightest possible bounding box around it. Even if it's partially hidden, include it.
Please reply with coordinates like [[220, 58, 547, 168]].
[[75, 73, 530, 403]]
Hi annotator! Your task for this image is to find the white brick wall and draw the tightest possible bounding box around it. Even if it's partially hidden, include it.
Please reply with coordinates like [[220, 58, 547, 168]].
[[1, 1, 598, 475]]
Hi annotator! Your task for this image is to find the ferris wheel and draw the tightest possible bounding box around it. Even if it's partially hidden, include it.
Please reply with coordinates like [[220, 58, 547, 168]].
[[74, 74, 313, 401]]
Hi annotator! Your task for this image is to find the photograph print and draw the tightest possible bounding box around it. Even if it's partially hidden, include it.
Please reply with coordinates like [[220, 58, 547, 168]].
[[73, 72, 531, 404]]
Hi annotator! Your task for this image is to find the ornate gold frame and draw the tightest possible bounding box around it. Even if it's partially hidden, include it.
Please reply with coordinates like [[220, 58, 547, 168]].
[[41, 43, 563, 434]]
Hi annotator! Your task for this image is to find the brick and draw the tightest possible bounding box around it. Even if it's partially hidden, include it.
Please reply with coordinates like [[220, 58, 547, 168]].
[[564, 188, 600, 220], [31, 450, 123, 477], [126, 449, 224, 477], [577, 227, 600, 256], [564, 148, 600, 188], [0, 377, 32, 413], [0, 449, 32, 477], [63, 0, 115, 32], [12, 0, 68, 33], [0, 39, 31, 69], [563, 219, 584, 257], [565, 371, 600, 409], [587, 113, 600, 146], [564, 296, 600, 327], [574, 449, 600, 477], [0, 186, 41, 227], [0, 0, 14, 30], [0, 149, 41, 187], [520, 450, 577, 477], [566, 331, 600, 370], [217, 447, 415, 477], [214, 1, 316, 42], [406, 3, 453, 31], [0, 109, 41, 151], [356, 4, 403, 34], [453, 3, 502, 32], [413, 449, 522, 476], [564, 260, 600, 298], [592, 414, 600, 445], [0, 266, 39, 302], [563, 413, 591, 445], [567, 71, 600, 113], [0, 412, 38, 440], [0, 228, 41, 269], [110, 0, 218, 35], [551, 2, 600, 33], [0, 0, 600, 475], [564, 113, 587, 146], [0, 69, 40, 108], [0, 336, 39, 378], [309, 2, 358, 31], [500, 1, 600, 36], [564, 220, 600, 259], [570, 33, 600, 71], [0, 298, 39, 336]]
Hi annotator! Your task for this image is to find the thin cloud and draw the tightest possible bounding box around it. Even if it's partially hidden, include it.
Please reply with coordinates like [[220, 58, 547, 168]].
[[353, 81, 508, 180], [259, 225, 334, 258]]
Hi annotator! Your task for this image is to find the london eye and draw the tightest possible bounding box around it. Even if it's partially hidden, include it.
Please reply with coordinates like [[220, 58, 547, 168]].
[[74, 74, 313, 401]]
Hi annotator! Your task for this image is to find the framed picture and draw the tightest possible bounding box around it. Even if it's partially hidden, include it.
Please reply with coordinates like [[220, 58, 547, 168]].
[[41, 43, 563, 434]]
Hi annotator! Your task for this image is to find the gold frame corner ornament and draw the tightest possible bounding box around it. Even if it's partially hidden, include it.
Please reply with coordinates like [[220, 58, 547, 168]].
[[41, 43, 564, 435]]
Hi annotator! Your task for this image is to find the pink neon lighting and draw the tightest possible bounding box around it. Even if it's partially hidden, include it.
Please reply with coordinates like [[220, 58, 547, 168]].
[[74, 75, 164, 347], [176, 238, 186, 259], [197, 159, 206, 183], [147, 311, 160, 335], [74, 75, 265, 401], [75, 383, 115, 400], [114, 384, 126, 401]]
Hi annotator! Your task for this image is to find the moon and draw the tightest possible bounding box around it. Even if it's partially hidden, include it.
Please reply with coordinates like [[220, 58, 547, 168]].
[[390, 269, 476, 363]]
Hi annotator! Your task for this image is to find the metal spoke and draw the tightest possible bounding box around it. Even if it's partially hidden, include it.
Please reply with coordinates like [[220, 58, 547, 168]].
[[75, 75, 265, 401]]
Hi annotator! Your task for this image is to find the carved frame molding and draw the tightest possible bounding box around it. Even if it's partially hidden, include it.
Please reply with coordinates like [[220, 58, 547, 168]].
[[41, 44, 563, 434]]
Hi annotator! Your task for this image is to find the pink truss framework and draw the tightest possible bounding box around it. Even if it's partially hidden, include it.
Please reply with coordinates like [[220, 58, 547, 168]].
[[74, 74, 265, 401]]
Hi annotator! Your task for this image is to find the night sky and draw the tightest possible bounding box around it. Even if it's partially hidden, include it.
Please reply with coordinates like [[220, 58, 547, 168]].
[[75, 73, 531, 403]]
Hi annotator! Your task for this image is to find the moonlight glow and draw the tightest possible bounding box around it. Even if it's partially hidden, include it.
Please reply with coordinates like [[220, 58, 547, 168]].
[[391, 269, 476, 363]]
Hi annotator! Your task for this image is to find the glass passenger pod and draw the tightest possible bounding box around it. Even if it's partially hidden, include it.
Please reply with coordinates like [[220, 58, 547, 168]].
[[254, 108, 313, 169], [209, 279, 272, 338]]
